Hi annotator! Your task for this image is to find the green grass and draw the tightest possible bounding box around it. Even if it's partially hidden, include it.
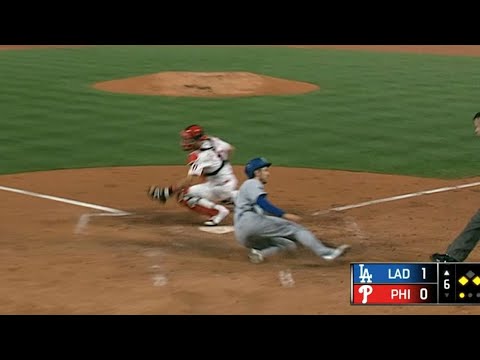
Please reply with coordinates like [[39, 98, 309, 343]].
[[1, 45, 479, 178]]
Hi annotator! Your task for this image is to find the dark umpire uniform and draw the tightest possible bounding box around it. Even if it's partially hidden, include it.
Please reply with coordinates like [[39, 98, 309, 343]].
[[431, 112, 480, 262]]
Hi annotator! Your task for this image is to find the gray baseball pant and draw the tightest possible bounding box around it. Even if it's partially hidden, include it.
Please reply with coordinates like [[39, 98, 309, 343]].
[[234, 213, 336, 258]]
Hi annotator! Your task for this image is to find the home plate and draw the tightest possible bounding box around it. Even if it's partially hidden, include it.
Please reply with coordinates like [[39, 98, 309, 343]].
[[198, 225, 234, 234]]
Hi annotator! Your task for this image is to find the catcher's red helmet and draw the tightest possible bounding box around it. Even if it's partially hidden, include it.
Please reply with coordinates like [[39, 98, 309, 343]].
[[180, 124, 207, 151]]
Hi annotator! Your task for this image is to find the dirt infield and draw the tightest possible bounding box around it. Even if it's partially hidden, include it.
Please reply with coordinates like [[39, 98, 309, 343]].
[[3, 166, 480, 314], [2, 45, 480, 314]]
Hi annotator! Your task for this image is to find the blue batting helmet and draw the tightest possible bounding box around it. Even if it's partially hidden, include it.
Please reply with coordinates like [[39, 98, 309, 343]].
[[245, 157, 272, 179]]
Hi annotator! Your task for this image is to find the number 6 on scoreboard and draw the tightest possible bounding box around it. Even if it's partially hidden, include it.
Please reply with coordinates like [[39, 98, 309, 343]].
[[444, 279, 450, 289]]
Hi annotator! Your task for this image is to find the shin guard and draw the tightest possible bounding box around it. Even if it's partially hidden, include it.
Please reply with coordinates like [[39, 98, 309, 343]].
[[178, 197, 218, 217]]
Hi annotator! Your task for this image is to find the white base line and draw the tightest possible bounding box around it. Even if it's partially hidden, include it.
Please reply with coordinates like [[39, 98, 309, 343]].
[[312, 181, 480, 215], [0, 185, 131, 234], [0, 185, 128, 214]]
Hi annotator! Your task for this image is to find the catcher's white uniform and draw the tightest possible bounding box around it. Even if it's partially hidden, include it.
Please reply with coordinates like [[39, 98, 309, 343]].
[[186, 138, 238, 203], [181, 137, 238, 225], [208, 136, 233, 162]]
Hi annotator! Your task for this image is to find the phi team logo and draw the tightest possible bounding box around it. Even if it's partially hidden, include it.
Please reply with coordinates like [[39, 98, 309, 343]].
[[358, 285, 373, 304]]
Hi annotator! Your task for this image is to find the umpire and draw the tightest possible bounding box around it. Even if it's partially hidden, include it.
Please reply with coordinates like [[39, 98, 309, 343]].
[[431, 112, 480, 262]]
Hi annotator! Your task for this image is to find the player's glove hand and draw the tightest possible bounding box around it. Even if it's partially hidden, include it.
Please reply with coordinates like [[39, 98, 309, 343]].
[[148, 185, 173, 203]]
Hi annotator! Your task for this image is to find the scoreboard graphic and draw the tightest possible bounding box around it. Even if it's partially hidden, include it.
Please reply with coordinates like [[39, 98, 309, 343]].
[[350, 262, 480, 305]]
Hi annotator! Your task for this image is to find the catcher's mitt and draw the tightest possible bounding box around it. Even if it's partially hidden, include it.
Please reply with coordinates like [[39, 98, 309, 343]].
[[148, 185, 173, 203]]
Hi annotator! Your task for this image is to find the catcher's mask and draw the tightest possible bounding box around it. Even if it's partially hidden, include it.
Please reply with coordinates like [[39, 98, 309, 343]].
[[245, 157, 272, 179], [180, 124, 207, 151]]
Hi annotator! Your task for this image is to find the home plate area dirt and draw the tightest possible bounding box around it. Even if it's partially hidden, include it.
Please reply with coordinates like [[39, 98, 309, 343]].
[[2, 45, 480, 314]]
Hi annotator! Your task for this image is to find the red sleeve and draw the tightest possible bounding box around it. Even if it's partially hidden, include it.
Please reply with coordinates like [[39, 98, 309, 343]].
[[187, 152, 198, 165]]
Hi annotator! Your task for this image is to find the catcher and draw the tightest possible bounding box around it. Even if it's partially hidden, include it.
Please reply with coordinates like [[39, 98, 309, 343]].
[[148, 124, 238, 226]]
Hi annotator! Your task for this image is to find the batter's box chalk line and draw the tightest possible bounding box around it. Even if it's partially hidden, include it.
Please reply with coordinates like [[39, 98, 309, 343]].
[[75, 211, 131, 235], [0, 185, 132, 235], [279, 269, 295, 287], [342, 216, 368, 240], [152, 274, 168, 287], [198, 225, 234, 234]]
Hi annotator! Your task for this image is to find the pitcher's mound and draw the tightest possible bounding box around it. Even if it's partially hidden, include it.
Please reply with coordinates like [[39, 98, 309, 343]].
[[93, 71, 319, 97]]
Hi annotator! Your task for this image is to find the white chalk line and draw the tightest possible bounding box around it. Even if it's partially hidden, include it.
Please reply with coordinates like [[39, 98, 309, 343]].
[[0, 185, 131, 234], [343, 216, 368, 241], [312, 181, 480, 215], [0, 184, 171, 287], [74, 212, 131, 235], [279, 269, 295, 288], [0, 185, 128, 214], [143, 249, 169, 287]]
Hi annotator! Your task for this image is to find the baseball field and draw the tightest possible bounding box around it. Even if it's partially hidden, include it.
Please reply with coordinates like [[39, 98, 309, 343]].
[[2, 45, 480, 314]]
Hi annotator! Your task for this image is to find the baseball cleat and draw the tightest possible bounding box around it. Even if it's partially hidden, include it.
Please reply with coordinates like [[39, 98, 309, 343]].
[[322, 244, 350, 261], [203, 220, 218, 226], [248, 249, 264, 264], [203, 207, 230, 226], [430, 253, 459, 262]]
